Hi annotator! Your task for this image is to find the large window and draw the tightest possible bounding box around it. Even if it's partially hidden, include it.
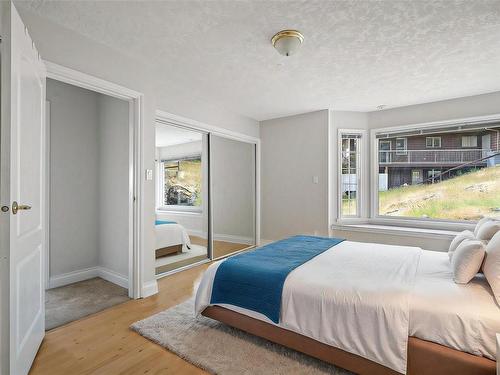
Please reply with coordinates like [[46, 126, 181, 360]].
[[340, 132, 362, 217], [161, 157, 202, 208], [376, 123, 500, 222]]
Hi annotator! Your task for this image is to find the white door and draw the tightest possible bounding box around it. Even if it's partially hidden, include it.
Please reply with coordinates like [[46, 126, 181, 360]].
[[0, 3, 46, 374]]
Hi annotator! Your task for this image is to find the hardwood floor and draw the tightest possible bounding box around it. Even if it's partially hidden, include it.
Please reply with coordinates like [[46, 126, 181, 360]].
[[30, 264, 211, 375]]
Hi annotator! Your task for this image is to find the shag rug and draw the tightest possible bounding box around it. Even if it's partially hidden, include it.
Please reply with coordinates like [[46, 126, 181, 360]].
[[131, 298, 352, 375]]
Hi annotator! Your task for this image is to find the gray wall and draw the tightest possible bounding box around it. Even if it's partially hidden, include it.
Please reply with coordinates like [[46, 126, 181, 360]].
[[17, 7, 260, 294], [48, 79, 100, 276], [98, 95, 129, 277], [211, 135, 255, 241], [260, 110, 329, 240], [48, 79, 129, 280]]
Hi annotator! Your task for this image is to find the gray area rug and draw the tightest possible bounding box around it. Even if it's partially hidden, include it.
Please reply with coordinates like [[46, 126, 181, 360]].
[[131, 298, 352, 375], [46, 277, 130, 330]]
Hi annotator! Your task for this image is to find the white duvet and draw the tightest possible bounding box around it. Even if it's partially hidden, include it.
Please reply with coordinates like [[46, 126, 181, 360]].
[[195, 241, 421, 374], [155, 223, 191, 250]]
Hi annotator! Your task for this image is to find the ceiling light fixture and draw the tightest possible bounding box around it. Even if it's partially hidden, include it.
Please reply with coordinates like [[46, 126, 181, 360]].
[[271, 30, 304, 56]]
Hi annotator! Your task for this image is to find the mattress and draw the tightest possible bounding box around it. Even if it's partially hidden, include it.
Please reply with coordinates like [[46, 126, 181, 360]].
[[410, 249, 500, 360], [195, 240, 500, 373], [155, 222, 191, 250]]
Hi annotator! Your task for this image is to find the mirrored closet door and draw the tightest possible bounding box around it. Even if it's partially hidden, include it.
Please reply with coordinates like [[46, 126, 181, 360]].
[[210, 135, 256, 259], [154, 123, 209, 275]]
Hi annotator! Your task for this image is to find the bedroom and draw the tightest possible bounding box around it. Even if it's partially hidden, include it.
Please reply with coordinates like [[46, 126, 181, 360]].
[[1, 1, 500, 375]]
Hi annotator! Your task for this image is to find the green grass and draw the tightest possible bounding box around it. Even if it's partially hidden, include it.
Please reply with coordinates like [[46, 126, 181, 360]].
[[378, 166, 500, 221]]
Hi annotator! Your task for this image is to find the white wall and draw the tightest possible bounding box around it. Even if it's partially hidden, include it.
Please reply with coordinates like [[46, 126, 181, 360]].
[[260, 110, 329, 241], [97, 94, 129, 279], [368, 91, 500, 129], [16, 7, 260, 295], [47, 79, 100, 276], [211, 135, 255, 242], [48, 79, 130, 285]]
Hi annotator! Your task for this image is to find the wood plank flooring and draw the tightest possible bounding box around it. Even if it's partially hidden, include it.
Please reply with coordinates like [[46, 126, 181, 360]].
[[30, 264, 211, 375]]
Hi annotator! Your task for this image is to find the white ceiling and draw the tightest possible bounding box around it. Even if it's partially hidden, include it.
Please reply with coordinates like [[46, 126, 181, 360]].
[[155, 124, 202, 147], [17, 1, 500, 121]]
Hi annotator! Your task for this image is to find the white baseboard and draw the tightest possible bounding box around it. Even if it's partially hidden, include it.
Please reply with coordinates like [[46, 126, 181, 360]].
[[186, 229, 207, 238], [98, 267, 128, 289], [49, 266, 128, 289], [142, 280, 158, 298], [213, 233, 254, 245], [48, 267, 100, 289], [186, 230, 254, 245]]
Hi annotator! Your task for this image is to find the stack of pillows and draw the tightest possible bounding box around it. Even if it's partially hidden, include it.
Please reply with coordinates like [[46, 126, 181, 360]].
[[448, 218, 500, 302]]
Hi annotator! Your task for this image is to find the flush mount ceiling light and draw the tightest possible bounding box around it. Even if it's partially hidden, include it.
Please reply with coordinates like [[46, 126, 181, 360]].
[[271, 30, 304, 56]]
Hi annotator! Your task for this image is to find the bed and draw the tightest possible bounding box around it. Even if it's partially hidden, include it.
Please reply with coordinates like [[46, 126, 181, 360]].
[[155, 220, 192, 258], [195, 238, 499, 375]]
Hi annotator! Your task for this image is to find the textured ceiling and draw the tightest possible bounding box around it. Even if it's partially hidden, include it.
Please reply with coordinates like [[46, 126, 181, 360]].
[[15, 0, 500, 121], [156, 124, 202, 147]]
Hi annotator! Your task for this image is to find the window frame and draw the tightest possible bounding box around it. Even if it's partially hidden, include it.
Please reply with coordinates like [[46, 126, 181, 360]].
[[425, 136, 441, 148], [395, 137, 407, 155], [369, 114, 500, 229], [461, 135, 478, 148], [156, 155, 204, 213], [337, 129, 366, 220]]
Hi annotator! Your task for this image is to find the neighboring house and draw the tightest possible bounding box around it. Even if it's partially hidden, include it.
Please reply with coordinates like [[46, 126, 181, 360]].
[[378, 127, 500, 190]]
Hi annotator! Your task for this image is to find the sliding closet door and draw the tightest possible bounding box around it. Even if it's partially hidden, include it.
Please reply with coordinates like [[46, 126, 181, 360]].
[[154, 123, 209, 275], [210, 135, 256, 259]]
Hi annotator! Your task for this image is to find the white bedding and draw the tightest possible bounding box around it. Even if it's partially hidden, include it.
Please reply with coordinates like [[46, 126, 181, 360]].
[[410, 249, 500, 360], [195, 240, 500, 374], [155, 223, 191, 250], [196, 241, 422, 374]]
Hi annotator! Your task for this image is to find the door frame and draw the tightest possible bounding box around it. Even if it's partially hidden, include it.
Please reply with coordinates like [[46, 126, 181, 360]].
[[44, 61, 144, 299]]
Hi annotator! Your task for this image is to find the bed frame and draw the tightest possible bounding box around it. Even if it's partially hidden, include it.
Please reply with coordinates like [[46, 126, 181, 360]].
[[155, 244, 183, 258], [202, 306, 496, 375]]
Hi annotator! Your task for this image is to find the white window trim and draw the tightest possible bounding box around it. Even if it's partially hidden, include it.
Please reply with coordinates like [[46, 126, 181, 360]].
[[395, 137, 407, 155], [337, 129, 366, 220], [368, 113, 500, 229], [461, 135, 478, 148], [426, 136, 441, 148], [156, 156, 203, 211]]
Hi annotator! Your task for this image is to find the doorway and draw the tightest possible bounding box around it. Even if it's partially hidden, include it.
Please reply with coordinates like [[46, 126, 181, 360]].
[[44, 78, 133, 329]]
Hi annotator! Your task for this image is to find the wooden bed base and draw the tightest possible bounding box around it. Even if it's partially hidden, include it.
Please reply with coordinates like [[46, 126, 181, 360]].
[[155, 244, 183, 258], [202, 306, 496, 375]]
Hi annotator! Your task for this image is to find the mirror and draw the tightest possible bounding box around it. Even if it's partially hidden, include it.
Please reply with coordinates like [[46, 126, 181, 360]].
[[210, 135, 256, 258], [154, 123, 209, 274]]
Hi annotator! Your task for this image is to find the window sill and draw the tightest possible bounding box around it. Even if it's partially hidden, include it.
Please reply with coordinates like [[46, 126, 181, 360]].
[[156, 208, 203, 216], [331, 222, 460, 239]]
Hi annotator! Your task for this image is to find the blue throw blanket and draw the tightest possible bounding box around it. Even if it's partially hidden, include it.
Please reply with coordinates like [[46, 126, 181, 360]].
[[155, 220, 177, 225], [210, 235, 344, 323]]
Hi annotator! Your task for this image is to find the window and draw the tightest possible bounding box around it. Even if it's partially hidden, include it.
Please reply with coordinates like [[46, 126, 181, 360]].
[[161, 157, 202, 208], [379, 140, 391, 163], [462, 135, 478, 148], [375, 123, 500, 222], [426, 136, 441, 148], [395, 137, 407, 155], [339, 132, 362, 217]]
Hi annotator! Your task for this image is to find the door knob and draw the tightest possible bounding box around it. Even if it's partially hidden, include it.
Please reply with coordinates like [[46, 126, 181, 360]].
[[12, 201, 31, 215]]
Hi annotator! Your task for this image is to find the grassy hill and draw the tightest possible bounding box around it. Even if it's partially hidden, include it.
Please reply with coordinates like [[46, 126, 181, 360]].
[[379, 166, 500, 221]]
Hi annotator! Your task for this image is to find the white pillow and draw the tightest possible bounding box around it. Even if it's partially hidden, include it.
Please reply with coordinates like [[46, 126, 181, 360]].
[[476, 220, 500, 241], [474, 217, 494, 237], [451, 239, 486, 284], [483, 231, 500, 305], [448, 230, 475, 262]]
